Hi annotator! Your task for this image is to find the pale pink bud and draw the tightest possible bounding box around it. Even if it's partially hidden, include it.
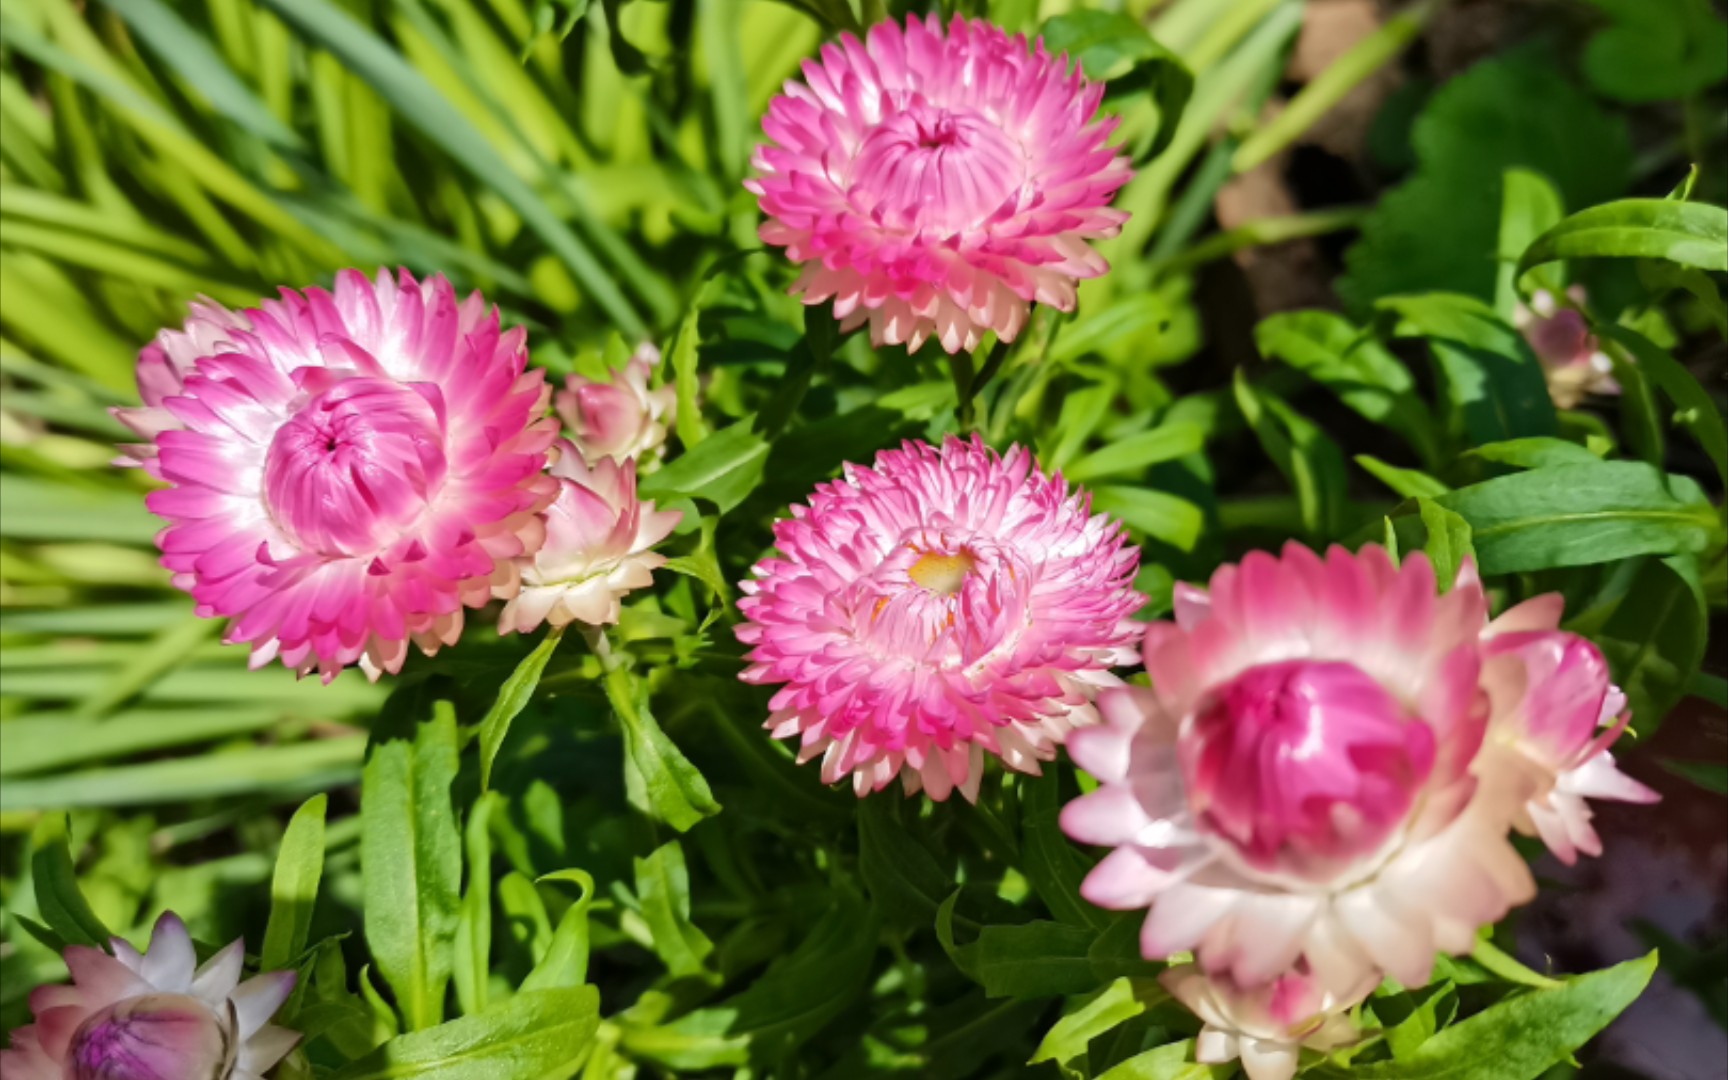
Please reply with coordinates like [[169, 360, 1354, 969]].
[[554, 345, 676, 465], [1161, 965, 1366, 1080], [67, 992, 236, 1080]]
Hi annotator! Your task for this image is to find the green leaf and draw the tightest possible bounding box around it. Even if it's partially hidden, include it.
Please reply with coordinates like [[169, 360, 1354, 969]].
[[605, 660, 720, 832], [453, 792, 498, 1017], [668, 296, 710, 449], [520, 870, 596, 991], [30, 814, 112, 948], [1256, 310, 1440, 465], [1233, 372, 1349, 542], [1381, 293, 1557, 443], [362, 702, 462, 1031], [634, 841, 715, 979], [1463, 437, 1603, 470], [1377, 982, 1459, 1062], [1098, 1038, 1234, 1080], [1496, 168, 1565, 316], [1579, 0, 1728, 102], [1594, 556, 1710, 739], [1090, 486, 1205, 553], [618, 887, 877, 1070], [1597, 323, 1728, 487], [1518, 199, 1728, 280], [1019, 772, 1109, 929], [640, 417, 770, 516], [262, 794, 328, 973], [971, 921, 1101, 999], [1031, 977, 1169, 1067], [858, 798, 959, 932], [477, 628, 564, 791], [1417, 499, 1474, 589], [1437, 462, 1717, 573], [1355, 455, 1451, 499], [0, 737, 365, 810], [1341, 52, 1630, 311], [1065, 423, 1205, 483], [1660, 759, 1728, 795], [1343, 953, 1656, 1079], [1038, 10, 1192, 159], [328, 987, 600, 1080]]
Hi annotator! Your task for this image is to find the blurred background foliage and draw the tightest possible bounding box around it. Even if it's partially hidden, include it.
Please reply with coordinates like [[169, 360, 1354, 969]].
[[0, 0, 1724, 1077]]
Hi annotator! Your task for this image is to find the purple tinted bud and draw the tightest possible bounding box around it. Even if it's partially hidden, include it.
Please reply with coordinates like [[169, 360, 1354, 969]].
[[68, 993, 235, 1080]]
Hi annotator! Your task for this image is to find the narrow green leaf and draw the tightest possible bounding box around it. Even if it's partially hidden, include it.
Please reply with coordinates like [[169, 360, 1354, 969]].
[[1518, 198, 1728, 280], [262, 794, 328, 973], [1355, 455, 1450, 499], [1345, 953, 1655, 1079], [1382, 293, 1557, 443], [1659, 759, 1728, 795], [1595, 555, 1709, 740], [1417, 498, 1474, 589], [640, 418, 770, 516], [1031, 977, 1169, 1067], [1597, 323, 1728, 487], [1496, 168, 1565, 317], [0, 737, 366, 810], [30, 815, 112, 948], [453, 792, 498, 1017], [520, 869, 595, 991], [328, 987, 600, 1080], [604, 659, 719, 831], [1437, 462, 1717, 573], [477, 628, 564, 791], [1066, 423, 1205, 482], [1019, 772, 1109, 930], [1462, 437, 1603, 470], [634, 841, 714, 978], [362, 703, 462, 1031], [1098, 1038, 1234, 1080]]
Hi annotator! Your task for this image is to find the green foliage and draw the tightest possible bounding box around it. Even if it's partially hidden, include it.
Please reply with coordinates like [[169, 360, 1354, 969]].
[[2, 0, 1722, 1076]]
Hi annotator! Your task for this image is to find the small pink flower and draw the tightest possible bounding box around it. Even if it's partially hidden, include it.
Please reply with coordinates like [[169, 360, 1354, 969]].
[[1479, 606, 1658, 865], [1062, 544, 1538, 996], [1514, 287, 1618, 409], [554, 343, 677, 466], [736, 435, 1143, 801], [1161, 964, 1368, 1080], [498, 441, 681, 634], [747, 15, 1132, 354], [114, 270, 558, 681], [0, 912, 298, 1080]]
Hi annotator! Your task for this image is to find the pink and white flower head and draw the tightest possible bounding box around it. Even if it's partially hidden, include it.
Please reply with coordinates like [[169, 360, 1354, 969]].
[[1514, 287, 1618, 409], [1160, 964, 1369, 1080], [1478, 597, 1658, 865], [0, 911, 298, 1080], [735, 435, 1143, 801], [1062, 543, 1542, 996], [747, 15, 1132, 354], [498, 440, 681, 634], [554, 343, 677, 467], [114, 269, 559, 681]]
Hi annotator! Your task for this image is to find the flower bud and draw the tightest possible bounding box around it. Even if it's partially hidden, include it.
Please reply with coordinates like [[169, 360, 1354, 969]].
[[554, 345, 676, 465], [67, 992, 236, 1080], [1161, 965, 1365, 1080]]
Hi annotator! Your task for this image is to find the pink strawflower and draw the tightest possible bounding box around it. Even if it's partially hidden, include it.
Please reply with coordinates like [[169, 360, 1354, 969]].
[[498, 440, 681, 634], [1062, 544, 1563, 996], [747, 15, 1132, 354], [1161, 964, 1369, 1080], [0, 912, 298, 1080], [735, 435, 1143, 801], [1478, 602, 1658, 864], [114, 269, 559, 681], [554, 343, 677, 466], [1514, 287, 1618, 409]]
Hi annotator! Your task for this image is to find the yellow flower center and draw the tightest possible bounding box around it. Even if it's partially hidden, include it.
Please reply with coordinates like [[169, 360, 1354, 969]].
[[909, 550, 975, 595]]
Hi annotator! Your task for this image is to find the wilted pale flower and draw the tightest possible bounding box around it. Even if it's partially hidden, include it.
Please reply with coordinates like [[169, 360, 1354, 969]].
[[0, 912, 297, 1080], [1161, 965, 1368, 1080], [114, 269, 558, 681], [498, 440, 681, 634], [747, 15, 1132, 354], [554, 343, 677, 466], [1514, 287, 1618, 409], [736, 435, 1143, 801], [1062, 544, 1545, 995], [1478, 601, 1658, 864]]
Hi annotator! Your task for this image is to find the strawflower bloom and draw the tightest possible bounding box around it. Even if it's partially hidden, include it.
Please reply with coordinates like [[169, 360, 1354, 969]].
[[498, 440, 681, 634], [115, 269, 559, 681], [736, 435, 1143, 801], [747, 14, 1132, 354], [554, 343, 677, 466], [0, 912, 297, 1080], [1160, 964, 1368, 1080], [1061, 543, 1653, 997], [1514, 287, 1618, 409]]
